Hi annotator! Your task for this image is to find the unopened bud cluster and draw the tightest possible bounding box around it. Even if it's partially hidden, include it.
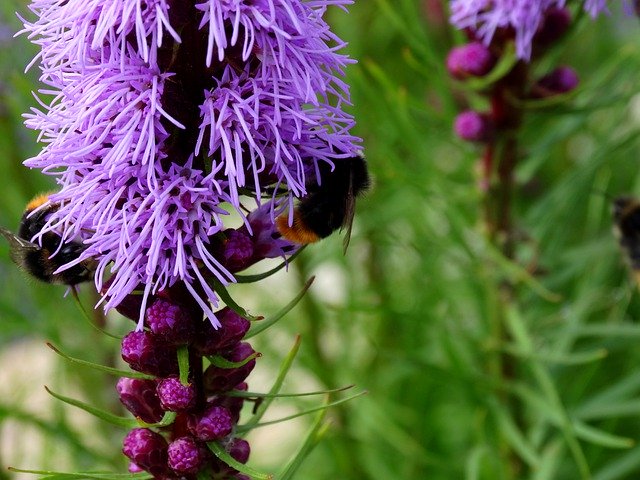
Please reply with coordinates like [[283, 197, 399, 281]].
[[119, 299, 253, 478], [447, 6, 580, 144], [113, 212, 284, 479]]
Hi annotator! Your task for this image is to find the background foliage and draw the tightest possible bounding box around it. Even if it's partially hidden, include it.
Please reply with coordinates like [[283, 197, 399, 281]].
[[2, 1, 640, 479]]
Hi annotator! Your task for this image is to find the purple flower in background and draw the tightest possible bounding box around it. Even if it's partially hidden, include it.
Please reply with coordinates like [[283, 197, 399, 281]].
[[19, 0, 360, 325], [449, 0, 609, 60]]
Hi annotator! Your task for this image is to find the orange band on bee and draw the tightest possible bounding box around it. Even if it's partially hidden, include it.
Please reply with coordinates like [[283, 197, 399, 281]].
[[276, 215, 320, 244]]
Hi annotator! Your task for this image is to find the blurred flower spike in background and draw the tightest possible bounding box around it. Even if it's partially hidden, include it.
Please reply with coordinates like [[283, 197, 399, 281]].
[[19, 0, 360, 325], [449, 0, 609, 60]]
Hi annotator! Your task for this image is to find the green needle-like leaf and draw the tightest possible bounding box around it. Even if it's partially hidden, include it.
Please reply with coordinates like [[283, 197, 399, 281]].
[[47, 343, 154, 379], [209, 280, 262, 321], [207, 351, 261, 369], [207, 442, 273, 480], [239, 335, 301, 434], [278, 400, 331, 480], [234, 247, 305, 283], [8, 468, 150, 480], [45, 387, 137, 428], [236, 390, 367, 432]]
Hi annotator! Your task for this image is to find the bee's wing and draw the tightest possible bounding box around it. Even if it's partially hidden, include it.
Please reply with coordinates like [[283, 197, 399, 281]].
[[341, 168, 357, 254], [0, 227, 40, 267]]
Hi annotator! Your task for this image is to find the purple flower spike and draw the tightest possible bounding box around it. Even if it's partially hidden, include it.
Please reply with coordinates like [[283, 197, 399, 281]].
[[189, 404, 234, 441], [19, 0, 360, 321], [146, 298, 195, 345], [167, 437, 205, 474], [449, 1, 609, 60], [121, 331, 178, 377], [116, 378, 164, 424], [157, 377, 197, 412], [122, 428, 169, 477]]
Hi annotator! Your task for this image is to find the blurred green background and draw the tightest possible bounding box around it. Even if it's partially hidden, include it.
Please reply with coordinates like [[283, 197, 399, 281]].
[[3, 1, 640, 479]]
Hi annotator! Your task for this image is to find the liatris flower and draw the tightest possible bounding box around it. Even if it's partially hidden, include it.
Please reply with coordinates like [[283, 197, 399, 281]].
[[19, 1, 361, 477], [19, 0, 360, 325], [449, 0, 610, 60]]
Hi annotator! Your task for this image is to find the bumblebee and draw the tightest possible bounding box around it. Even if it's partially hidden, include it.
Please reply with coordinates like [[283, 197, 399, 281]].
[[276, 154, 370, 250], [0, 194, 96, 285], [613, 196, 640, 281]]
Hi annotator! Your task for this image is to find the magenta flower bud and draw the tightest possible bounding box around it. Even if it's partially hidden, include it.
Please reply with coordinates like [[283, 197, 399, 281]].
[[167, 437, 205, 474], [454, 111, 492, 143], [121, 331, 178, 377], [122, 428, 169, 477], [194, 308, 251, 356], [156, 377, 196, 412], [203, 343, 257, 394], [228, 438, 251, 464], [116, 378, 164, 424], [222, 229, 255, 272], [532, 66, 579, 97], [446, 42, 495, 80], [189, 405, 234, 441], [146, 298, 195, 345], [534, 7, 572, 47]]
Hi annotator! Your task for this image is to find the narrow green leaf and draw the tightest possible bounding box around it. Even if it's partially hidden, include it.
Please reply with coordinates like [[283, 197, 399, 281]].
[[279, 401, 330, 480], [208, 352, 261, 369], [178, 345, 190, 385], [578, 400, 640, 421], [236, 390, 367, 432], [209, 280, 262, 321], [505, 306, 590, 479], [575, 324, 640, 338], [207, 442, 273, 480], [138, 411, 176, 428], [463, 43, 518, 91], [245, 277, 315, 339], [464, 446, 488, 480], [240, 336, 301, 433], [234, 247, 305, 283], [593, 444, 640, 480], [8, 468, 150, 479], [45, 387, 137, 428], [492, 403, 541, 467], [572, 420, 634, 449], [532, 440, 564, 480], [499, 343, 608, 366], [226, 384, 354, 399], [47, 343, 154, 379], [71, 289, 122, 340]]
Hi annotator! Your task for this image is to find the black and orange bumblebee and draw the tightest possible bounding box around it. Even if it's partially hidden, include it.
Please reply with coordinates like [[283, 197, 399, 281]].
[[276, 154, 370, 250], [0, 193, 96, 285]]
